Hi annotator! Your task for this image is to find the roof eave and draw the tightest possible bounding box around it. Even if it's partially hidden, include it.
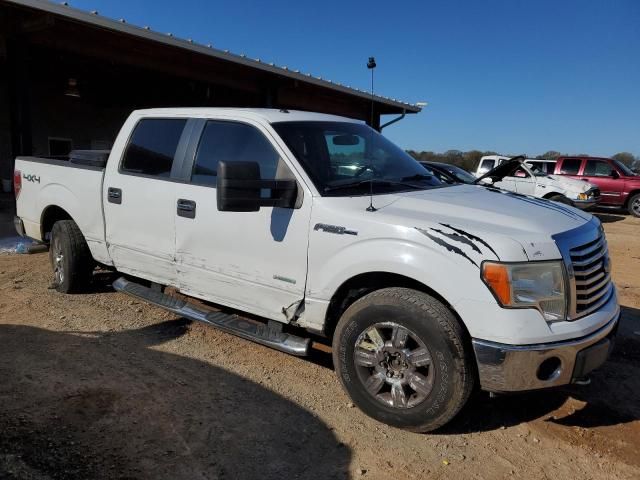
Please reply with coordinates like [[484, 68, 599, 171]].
[[3, 0, 421, 113]]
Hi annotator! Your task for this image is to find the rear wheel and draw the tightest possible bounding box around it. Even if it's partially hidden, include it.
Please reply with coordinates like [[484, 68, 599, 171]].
[[49, 220, 94, 293], [628, 193, 640, 218], [332, 287, 474, 432]]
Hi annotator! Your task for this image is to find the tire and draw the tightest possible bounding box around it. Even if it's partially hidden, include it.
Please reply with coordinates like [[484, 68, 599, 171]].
[[548, 194, 573, 206], [332, 287, 474, 432], [628, 193, 640, 218], [49, 220, 94, 293]]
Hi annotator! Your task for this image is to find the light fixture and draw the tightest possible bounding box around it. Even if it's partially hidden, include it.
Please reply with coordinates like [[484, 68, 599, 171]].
[[415, 101, 428, 108], [64, 78, 80, 98]]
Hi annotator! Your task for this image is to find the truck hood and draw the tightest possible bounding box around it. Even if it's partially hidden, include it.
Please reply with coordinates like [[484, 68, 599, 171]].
[[540, 174, 597, 193], [361, 184, 593, 261]]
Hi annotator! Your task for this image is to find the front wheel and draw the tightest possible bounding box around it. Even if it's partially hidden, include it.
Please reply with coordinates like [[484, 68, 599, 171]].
[[628, 193, 640, 218], [332, 288, 474, 432]]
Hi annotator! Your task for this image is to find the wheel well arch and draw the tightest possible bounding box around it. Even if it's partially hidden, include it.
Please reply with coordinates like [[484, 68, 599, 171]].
[[624, 189, 640, 207], [323, 271, 469, 342], [542, 191, 562, 199], [40, 205, 73, 242]]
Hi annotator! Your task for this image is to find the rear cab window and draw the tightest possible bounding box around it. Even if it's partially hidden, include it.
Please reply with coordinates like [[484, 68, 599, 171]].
[[120, 118, 187, 177], [479, 159, 494, 174]]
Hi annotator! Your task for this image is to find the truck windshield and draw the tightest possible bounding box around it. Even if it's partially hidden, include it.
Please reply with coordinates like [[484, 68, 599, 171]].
[[272, 121, 443, 195], [612, 159, 637, 176]]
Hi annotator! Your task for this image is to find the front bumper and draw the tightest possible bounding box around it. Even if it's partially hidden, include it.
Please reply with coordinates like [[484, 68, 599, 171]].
[[572, 198, 599, 210], [572, 188, 601, 210], [472, 305, 619, 392]]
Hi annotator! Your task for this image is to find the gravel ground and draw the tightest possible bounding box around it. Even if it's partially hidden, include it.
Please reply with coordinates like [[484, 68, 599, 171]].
[[0, 211, 638, 479]]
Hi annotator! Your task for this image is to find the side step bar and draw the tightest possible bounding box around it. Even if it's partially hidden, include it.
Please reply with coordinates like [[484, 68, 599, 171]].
[[113, 277, 310, 356]]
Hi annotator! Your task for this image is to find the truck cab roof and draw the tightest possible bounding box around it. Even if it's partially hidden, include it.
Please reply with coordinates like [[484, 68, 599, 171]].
[[130, 107, 361, 125]]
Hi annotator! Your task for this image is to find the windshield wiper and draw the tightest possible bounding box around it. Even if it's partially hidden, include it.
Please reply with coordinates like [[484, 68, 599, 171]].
[[323, 178, 425, 193]]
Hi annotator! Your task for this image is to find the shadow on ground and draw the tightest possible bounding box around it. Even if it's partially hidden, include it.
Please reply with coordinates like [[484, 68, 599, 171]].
[[0, 320, 351, 480], [440, 305, 640, 434], [593, 212, 627, 224]]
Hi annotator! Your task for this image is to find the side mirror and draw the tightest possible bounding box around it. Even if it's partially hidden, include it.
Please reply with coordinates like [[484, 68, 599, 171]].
[[217, 161, 298, 212], [479, 177, 494, 185], [610, 169, 620, 179]]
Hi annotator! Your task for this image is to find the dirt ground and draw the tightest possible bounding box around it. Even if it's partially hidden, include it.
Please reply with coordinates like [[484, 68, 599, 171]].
[[0, 210, 638, 480]]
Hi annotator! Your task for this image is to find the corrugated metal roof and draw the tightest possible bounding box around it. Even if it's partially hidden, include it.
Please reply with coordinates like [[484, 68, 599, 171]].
[[3, 0, 422, 113]]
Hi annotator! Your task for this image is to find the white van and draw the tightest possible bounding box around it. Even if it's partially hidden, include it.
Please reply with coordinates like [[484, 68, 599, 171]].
[[476, 155, 556, 177]]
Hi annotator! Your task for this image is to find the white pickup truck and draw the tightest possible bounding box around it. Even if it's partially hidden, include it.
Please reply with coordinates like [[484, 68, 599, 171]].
[[14, 108, 619, 432], [476, 156, 601, 209]]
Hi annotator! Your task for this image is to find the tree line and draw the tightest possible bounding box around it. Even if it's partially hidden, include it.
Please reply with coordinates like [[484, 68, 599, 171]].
[[407, 150, 640, 173]]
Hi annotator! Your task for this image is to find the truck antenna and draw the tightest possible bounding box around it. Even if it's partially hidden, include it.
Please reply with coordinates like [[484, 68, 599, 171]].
[[366, 56, 377, 212]]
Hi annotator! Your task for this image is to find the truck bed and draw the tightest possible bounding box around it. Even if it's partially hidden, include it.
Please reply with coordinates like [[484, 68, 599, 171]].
[[14, 156, 109, 263]]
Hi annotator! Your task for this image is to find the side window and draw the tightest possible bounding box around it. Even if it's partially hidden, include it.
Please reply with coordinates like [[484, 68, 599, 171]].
[[121, 119, 187, 177], [513, 167, 529, 178], [560, 158, 582, 175], [584, 160, 612, 177], [192, 121, 285, 186]]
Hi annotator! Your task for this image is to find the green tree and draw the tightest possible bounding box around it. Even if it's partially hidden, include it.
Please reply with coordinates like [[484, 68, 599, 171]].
[[536, 151, 563, 160]]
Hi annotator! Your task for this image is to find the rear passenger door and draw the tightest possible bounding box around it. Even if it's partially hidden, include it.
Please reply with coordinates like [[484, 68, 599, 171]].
[[173, 118, 310, 323], [104, 117, 188, 286]]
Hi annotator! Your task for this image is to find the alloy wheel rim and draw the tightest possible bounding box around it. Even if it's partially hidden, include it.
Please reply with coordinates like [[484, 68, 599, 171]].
[[52, 238, 64, 284], [353, 322, 434, 409]]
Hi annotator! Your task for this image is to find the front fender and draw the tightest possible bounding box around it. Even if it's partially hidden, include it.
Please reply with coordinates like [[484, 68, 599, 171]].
[[307, 237, 489, 308], [304, 226, 561, 343]]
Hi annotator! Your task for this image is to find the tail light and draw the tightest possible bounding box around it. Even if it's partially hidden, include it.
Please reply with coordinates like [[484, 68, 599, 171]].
[[13, 170, 22, 199]]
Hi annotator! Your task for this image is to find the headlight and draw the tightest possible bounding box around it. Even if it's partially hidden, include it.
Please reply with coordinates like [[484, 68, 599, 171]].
[[481, 261, 566, 321], [577, 192, 588, 200]]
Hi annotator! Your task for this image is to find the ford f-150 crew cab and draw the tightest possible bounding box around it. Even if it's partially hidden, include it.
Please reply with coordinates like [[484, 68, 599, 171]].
[[13, 108, 619, 432]]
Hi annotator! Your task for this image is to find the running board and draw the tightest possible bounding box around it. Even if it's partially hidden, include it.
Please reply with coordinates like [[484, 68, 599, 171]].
[[112, 277, 310, 356]]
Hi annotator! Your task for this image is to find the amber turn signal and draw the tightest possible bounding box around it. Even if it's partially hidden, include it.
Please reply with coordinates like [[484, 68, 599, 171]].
[[482, 262, 511, 305]]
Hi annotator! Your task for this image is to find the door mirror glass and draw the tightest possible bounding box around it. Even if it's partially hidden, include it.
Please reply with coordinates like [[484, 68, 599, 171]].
[[217, 161, 298, 212]]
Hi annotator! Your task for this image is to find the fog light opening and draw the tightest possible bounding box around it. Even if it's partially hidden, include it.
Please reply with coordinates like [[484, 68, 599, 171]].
[[537, 357, 562, 381]]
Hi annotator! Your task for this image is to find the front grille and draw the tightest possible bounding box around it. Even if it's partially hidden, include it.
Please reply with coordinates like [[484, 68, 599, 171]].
[[569, 232, 613, 317]]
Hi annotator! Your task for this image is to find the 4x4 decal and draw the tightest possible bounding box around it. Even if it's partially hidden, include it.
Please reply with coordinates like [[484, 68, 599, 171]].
[[23, 173, 41, 183]]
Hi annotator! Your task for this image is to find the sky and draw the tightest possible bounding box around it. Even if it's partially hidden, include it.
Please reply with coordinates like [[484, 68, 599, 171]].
[[71, 0, 640, 157]]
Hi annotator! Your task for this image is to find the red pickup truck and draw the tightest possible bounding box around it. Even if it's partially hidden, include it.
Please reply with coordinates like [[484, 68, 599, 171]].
[[554, 156, 640, 217]]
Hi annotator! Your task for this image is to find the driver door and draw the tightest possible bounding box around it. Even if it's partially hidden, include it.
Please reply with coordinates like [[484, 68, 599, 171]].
[[512, 166, 537, 195], [174, 118, 311, 322], [582, 159, 624, 203]]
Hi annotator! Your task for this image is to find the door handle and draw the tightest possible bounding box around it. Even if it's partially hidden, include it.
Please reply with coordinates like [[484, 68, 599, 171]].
[[177, 199, 196, 219], [107, 187, 122, 204]]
